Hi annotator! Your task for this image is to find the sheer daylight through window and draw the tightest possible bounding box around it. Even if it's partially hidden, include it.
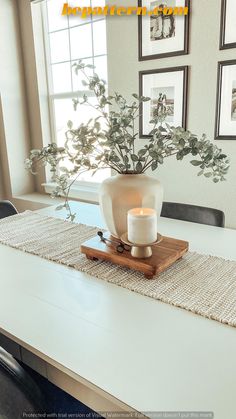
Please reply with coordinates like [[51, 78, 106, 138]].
[[42, 0, 109, 183]]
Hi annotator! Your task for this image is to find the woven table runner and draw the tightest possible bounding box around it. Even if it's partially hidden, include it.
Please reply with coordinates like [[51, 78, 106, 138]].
[[0, 211, 236, 327]]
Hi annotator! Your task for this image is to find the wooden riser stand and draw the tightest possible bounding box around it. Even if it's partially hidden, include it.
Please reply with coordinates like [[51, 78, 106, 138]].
[[81, 233, 189, 279]]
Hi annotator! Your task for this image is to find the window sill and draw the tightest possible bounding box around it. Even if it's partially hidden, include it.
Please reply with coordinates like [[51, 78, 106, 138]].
[[10, 182, 100, 214], [43, 182, 99, 204], [11, 192, 62, 213]]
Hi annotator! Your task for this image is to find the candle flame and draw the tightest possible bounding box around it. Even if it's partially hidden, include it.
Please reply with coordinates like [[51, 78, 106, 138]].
[[140, 209, 144, 215]]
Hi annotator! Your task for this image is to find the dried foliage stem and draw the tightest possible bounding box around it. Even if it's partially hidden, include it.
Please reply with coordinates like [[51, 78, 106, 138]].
[[25, 61, 230, 221]]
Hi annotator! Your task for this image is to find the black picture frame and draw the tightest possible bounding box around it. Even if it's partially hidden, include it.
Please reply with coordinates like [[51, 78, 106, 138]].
[[139, 66, 188, 138], [138, 0, 190, 61], [220, 0, 236, 50], [215, 60, 236, 140]]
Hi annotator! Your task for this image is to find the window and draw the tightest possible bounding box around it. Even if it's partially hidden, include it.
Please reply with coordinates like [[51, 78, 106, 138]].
[[40, 0, 110, 184]]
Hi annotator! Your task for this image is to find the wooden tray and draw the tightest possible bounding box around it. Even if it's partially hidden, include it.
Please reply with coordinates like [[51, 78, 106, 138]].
[[81, 233, 189, 279]]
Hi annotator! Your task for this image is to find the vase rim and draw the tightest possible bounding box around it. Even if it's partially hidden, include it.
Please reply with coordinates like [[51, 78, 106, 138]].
[[116, 172, 146, 176]]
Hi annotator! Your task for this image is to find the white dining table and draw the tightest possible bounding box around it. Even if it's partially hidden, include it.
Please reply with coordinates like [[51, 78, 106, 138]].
[[0, 201, 236, 419]]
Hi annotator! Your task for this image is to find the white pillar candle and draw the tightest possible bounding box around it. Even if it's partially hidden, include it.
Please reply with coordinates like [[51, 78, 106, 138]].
[[127, 208, 157, 245]]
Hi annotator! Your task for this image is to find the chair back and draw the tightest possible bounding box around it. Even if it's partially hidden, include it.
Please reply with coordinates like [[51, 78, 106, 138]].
[[0, 201, 18, 219], [161, 202, 225, 227], [0, 347, 45, 418]]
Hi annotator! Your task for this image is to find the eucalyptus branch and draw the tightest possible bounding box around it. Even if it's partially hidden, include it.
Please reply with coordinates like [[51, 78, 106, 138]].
[[25, 60, 230, 221]]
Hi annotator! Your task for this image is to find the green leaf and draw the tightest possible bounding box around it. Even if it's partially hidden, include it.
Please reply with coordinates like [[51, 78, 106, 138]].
[[131, 154, 138, 161], [67, 120, 73, 129], [138, 149, 147, 157], [132, 93, 139, 99], [115, 138, 125, 144], [136, 161, 143, 173], [191, 148, 199, 156], [204, 172, 212, 178], [151, 161, 158, 171], [158, 126, 167, 132], [176, 151, 184, 160], [70, 214, 76, 222], [124, 155, 129, 165], [157, 155, 163, 164], [141, 96, 151, 102], [190, 160, 202, 166], [149, 150, 159, 159], [110, 155, 120, 163], [56, 205, 65, 211]]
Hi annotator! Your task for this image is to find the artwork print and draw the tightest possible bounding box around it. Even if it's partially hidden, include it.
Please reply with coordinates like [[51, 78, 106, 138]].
[[150, 0, 176, 42], [150, 86, 175, 122]]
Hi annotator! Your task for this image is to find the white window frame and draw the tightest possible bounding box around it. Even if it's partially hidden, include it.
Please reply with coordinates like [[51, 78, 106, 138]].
[[38, 0, 109, 201]]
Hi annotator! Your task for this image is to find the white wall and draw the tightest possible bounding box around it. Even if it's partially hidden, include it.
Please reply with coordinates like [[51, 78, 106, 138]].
[[17, 0, 49, 193], [0, 167, 5, 199], [0, 104, 5, 200], [0, 0, 34, 199], [0, 106, 6, 199], [106, 0, 236, 228]]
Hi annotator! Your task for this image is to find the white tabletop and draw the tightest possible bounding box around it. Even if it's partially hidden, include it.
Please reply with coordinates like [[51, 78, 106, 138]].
[[0, 201, 236, 418]]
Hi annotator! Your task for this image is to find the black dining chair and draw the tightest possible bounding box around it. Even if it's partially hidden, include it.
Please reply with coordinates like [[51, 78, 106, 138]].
[[161, 202, 225, 228], [0, 346, 101, 418], [0, 347, 46, 418], [0, 200, 18, 219], [21, 362, 102, 417]]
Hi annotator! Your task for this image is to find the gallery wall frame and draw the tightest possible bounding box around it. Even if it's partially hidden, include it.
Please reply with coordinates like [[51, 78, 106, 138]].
[[220, 0, 236, 50], [139, 66, 188, 138], [138, 0, 190, 61], [215, 60, 236, 140]]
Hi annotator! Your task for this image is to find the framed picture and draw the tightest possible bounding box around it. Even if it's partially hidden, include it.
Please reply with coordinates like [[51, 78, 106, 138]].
[[138, 0, 189, 61], [139, 66, 188, 138], [215, 60, 236, 140], [220, 0, 236, 50]]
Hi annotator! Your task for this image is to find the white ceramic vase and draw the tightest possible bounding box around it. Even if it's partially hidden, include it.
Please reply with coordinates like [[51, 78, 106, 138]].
[[99, 174, 164, 238]]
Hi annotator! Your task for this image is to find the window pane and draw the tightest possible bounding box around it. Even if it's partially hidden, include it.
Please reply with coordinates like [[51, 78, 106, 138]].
[[52, 62, 72, 93], [49, 30, 70, 63], [94, 55, 107, 83], [72, 59, 93, 91], [42, 0, 108, 185], [70, 24, 93, 60], [47, 0, 68, 32], [93, 20, 107, 56]]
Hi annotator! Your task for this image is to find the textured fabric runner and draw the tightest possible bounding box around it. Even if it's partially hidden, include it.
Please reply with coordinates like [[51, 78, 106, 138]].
[[0, 211, 236, 327]]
